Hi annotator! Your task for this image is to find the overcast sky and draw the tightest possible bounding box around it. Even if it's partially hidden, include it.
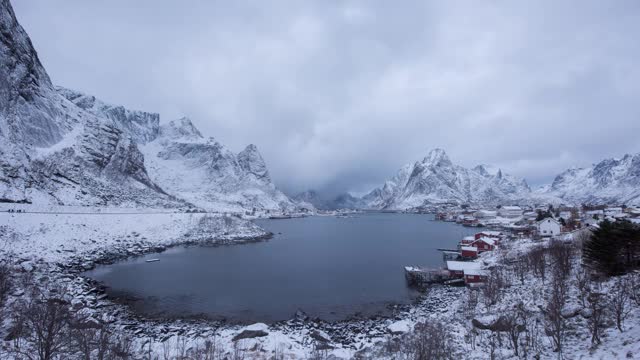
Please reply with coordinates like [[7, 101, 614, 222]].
[[13, 0, 640, 195]]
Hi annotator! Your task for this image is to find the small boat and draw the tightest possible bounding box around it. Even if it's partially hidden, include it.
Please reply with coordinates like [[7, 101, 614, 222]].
[[145, 258, 160, 263]]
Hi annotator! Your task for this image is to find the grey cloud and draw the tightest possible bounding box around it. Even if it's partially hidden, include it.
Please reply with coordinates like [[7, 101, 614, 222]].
[[12, 0, 640, 194]]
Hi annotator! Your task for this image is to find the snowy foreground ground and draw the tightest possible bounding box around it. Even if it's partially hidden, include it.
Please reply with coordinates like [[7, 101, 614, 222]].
[[0, 205, 639, 359]]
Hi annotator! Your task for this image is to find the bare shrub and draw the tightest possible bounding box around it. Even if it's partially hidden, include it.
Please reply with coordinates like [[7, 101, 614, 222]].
[[503, 304, 527, 357], [465, 289, 479, 317], [9, 288, 73, 360], [0, 263, 12, 307], [586, 291, 607, 345], [548, 239, 573, 279], [110, 333, 134, 359], [609, 277, 631, 332], [194, 337, 225, 360], [544, 273, 567, 353], [309, 341, 329, 360], [573, 229, 592, 255], [69, 321, 115, 360], [574, 267, 591, 307], [483, 267, 506, 307], [527, 246, 547, 283], [232, 340, 245, 360], [513, 258, 527, 285], [629, 271, 640, 306], [401, 319, 454, 360], [522, 312, 542, 359]]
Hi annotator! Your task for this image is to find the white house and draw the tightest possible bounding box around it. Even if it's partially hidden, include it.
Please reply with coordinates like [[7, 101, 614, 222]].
[[559, 211, 572, 220], [537, 218, 561, 237], [499, 206, 523, 218], [475, 210, 497, 219]]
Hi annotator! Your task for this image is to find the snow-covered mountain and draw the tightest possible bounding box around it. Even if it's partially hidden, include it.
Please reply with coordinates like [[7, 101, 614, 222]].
[[139, 117, 297, 212], [541, 153, 640, 206], [56, 86, 159, 144], [292, 190, 364, 210], [0, 0, 296, 213], [0, 0, 182, 207], [362, 149, 532, 209]]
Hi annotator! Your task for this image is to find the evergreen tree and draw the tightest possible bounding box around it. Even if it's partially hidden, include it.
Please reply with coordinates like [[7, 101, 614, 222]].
[[536, 209, 553, 222], [583, 220, 640, 275]]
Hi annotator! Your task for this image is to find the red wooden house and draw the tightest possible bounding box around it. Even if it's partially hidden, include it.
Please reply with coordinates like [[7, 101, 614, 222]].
[[460, 235, 475, 245], [446, 261, 482, 278], [474, 231, 502, 240], [470, 237, 496, 252], [464, 269, 489, 285], [460, 246, 478, 259]]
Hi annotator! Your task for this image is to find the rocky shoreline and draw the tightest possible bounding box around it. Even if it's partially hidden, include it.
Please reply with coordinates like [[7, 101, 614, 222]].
[[22, 233, 459, 354], [2, 211, 466, 357]]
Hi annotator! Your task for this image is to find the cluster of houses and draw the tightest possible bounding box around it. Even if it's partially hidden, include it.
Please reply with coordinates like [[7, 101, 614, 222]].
[[405, 230, 505, 287], [406, 204, 640, 288], [436, 204, 640, 240], [446, 230, 504, 285]]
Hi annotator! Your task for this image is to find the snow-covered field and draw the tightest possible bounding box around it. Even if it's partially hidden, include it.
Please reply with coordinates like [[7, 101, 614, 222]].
[[0, 204, 266, 265], [1, 206, 639, 359]]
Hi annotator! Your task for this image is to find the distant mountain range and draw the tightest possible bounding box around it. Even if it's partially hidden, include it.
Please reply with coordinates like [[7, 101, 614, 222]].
[[0, 0, 296, 212], [2, 0, 638, 211], [292, 190, 363, 210], [540, 153, 640, 206], [360, 149, 532, 209], [297, 149, 640, 210]]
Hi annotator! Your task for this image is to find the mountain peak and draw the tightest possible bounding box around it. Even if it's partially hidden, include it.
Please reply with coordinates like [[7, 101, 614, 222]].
[[238, 144, 269, 179], [57, 86, 160, 143], [160, 117, 203, 140], [423, 148, 451, 166]]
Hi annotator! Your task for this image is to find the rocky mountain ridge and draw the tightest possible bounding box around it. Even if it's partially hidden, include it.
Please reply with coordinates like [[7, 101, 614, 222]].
[[361, 149, 532, 209], [540, 153, 640, 206], [0, 0, 296, 212]]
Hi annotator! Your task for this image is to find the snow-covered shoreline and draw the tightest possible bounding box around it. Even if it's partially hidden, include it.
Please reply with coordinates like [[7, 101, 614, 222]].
[[3, 206, 639, 359], [0, 204, 468, 358]]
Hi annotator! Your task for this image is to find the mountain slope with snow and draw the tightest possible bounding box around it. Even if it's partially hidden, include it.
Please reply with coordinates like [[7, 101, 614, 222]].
[[0, 0, 296, 212], [362, 149, 532, 209], [543, 153, 640, 206], [0, 0, 183, 207], [139, 117, 296, 212]]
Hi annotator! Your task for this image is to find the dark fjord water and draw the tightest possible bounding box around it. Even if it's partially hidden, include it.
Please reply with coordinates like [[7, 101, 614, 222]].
[[85, 213, 474, 323]]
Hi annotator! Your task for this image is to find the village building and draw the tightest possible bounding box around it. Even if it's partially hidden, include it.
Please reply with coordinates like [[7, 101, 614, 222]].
[[626, 207, 640, 217], [474, 210, 497, 219], [460, 235, 476, 245], [605, 207, 623, 215], [470, 237, 496, 252], [498, 206, 523, 218], [446, 261, 482, 278], [537, 218, 561, 237], [463, 269, 489, 285], [460, 246, 478, 259], [474, 231, 502, 240], [559, 211, 572, 220]]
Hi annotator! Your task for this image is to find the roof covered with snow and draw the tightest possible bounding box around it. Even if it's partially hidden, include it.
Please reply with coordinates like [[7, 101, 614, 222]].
[[446, 261, 482, 271], [472, 237, 496, 245], [463, 269, 489, 276]]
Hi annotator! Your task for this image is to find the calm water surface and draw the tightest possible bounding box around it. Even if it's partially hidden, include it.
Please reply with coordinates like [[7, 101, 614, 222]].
[[85, 213, 474, 323]]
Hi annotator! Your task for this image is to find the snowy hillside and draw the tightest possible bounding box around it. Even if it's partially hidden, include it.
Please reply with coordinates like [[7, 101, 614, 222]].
[[0, 0, 182, 207], [362, 149, 532, 209], [542, 153, 640, 206], [140, 117, 297, 213], [0, 0, 296, 213]]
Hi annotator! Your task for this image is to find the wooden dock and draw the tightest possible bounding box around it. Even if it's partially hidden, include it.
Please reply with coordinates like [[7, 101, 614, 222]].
[[404, 266, 453, 287], [437, 248, 462, 262]]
